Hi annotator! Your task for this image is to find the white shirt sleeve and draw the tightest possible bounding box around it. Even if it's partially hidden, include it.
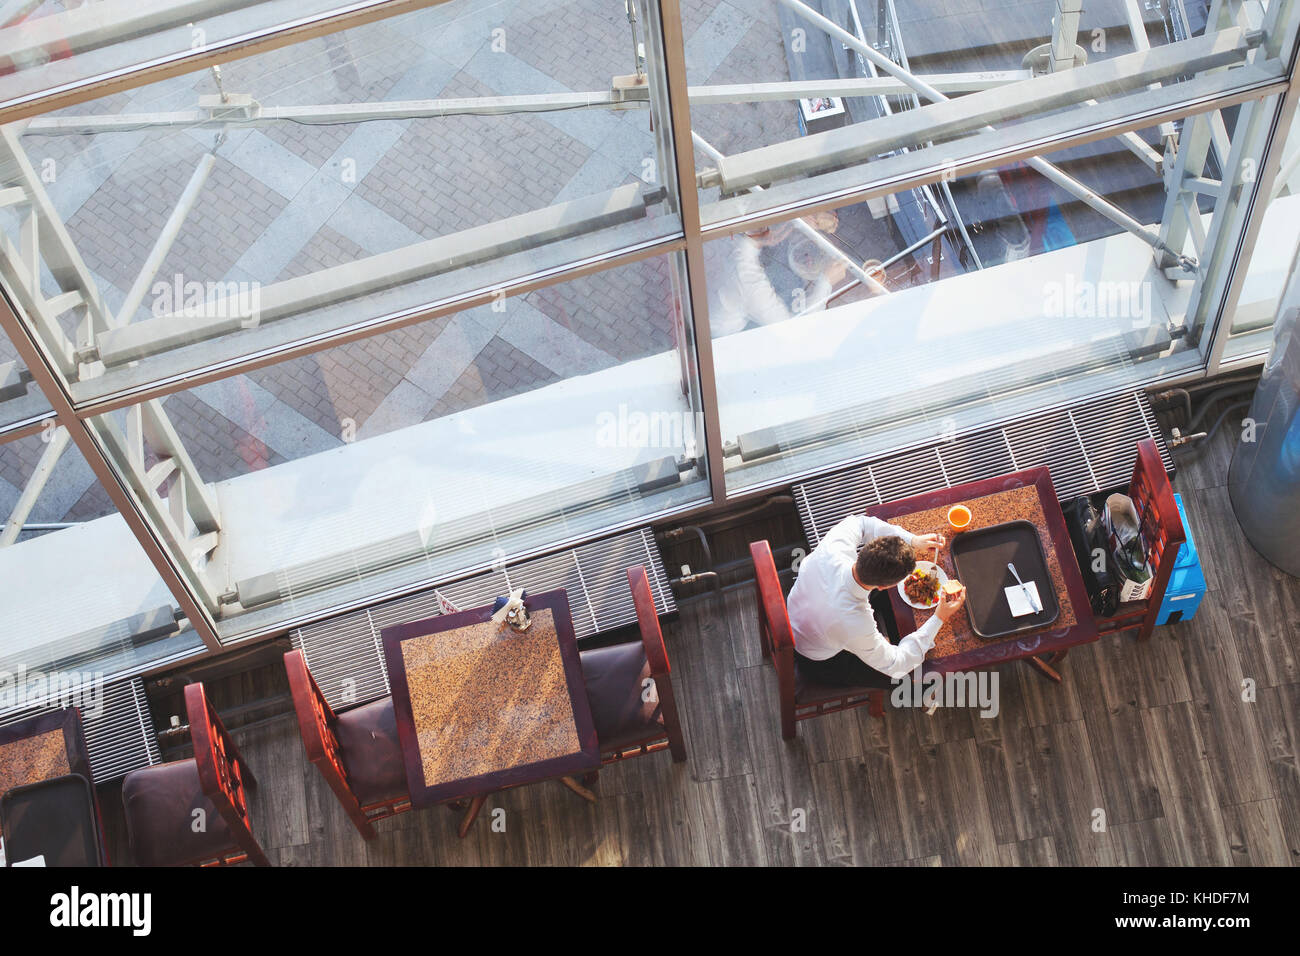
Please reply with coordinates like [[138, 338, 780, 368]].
[[821, 514, 932, 679], [735, 244, 793, 327], [846, 613, 940, 679], [820, 514, 916, 554]]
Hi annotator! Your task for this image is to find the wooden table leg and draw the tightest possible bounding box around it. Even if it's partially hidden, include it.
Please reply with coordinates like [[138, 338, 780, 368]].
[[1025, 655, 1063, 683], [458, 794, 487, 838], [558, 775, 597, 803]]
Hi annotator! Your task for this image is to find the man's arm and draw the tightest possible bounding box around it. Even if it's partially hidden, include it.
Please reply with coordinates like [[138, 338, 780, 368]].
[[821, 514, 916, 556], [845, 614, 939, 679]]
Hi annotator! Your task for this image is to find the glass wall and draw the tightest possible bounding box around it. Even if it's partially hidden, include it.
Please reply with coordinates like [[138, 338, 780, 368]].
[[2, 0, 684, 406], [709, 101, 1279, 491], [0, 0, 1297, 685], [0, 429, 204, 694], [684, 0, 1295, 223], [88, 251, 709, 641], [1224, 95, 1300, 361]]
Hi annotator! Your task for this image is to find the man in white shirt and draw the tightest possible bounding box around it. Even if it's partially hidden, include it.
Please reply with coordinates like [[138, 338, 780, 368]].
[[707, 214, 846, 337], [786, 514, 966, 688]]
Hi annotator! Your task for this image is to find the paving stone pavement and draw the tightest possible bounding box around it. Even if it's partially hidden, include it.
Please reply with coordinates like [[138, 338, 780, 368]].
[[4, 0, 792, 521]]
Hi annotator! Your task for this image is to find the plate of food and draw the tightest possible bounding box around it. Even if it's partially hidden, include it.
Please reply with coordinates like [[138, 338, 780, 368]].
[[898, 561, 949, 610]]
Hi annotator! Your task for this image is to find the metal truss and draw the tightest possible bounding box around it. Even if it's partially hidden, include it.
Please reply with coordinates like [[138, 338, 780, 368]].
[[0, 0, 1296, 663]]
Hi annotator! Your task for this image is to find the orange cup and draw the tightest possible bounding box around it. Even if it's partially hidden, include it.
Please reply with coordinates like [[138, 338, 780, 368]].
[[947, 504, 972, 532]]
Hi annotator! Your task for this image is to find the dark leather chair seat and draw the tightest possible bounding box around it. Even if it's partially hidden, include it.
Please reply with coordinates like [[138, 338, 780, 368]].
[[335, 697, 407, 806], [793, 660, 890, 703], [121, 758, 236, 866], [580, 642, 664, 751]]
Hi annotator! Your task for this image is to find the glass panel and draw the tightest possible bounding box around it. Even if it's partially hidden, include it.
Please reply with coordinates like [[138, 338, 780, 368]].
[[683, 0, 1292, 218], [0, 429, 203, 705], [707, 111, 1258, 492], [0, 1, 409, 113], [0, 0, 682, 405], [0, 337, 50, 432], [90, 252, 709, 640], [1223, 96, 1300, 361]]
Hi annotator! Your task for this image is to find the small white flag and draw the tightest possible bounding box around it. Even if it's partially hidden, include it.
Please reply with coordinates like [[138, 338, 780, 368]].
[[434, 589, 461, 615]]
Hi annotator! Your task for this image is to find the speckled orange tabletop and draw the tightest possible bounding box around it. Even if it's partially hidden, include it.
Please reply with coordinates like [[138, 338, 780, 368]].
[[399, 608, 582, 788], [890, 485, 1079, 659], [0, 728, 70, 795]]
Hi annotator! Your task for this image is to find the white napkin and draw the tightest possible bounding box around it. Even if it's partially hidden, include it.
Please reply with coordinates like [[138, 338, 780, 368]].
[[1004, 581, 1042, 617]]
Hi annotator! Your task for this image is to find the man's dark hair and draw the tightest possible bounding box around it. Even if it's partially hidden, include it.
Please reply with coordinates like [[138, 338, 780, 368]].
[[854, 535, 916, 588]]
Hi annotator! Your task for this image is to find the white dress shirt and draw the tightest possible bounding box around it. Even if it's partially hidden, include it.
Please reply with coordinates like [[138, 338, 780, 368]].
[[786, 514, 940, 679], [708, 236, 834, 336]]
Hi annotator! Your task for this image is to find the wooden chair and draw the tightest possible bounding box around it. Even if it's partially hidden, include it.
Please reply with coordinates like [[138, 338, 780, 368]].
[[579, 565, 686, 772], [750, 539, 885, 740], [1094, 438, 1186, 642], [284, 650, 485, 839], [120, 682, 269, 866]]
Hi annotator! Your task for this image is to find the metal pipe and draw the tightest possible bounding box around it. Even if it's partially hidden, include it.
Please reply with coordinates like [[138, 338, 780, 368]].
[[114, 150, 217, 327], [693, 131, 888, 297], [1187, 382, 1258, 430], [820, 225, 949, 307], [0, 424, 68, 546]]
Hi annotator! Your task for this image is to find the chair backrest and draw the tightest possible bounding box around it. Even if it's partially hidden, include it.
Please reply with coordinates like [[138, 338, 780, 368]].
[[627, 564, 685, 761], [1128, 438, 1185, 584], [284, 649, 377, 833], [284, 650, 346, 779], [1126, 438, 1186, 638], [750, 540, 795, 659], [184, 682, 265, 864], [627, 564, 670, 678]]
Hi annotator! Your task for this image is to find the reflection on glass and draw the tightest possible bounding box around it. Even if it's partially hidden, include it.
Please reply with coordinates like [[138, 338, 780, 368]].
[[0, 432, 203, 697], [685, 0, 1292, 214], [90, 253, 709, 640], [1225, 102, 1300, 361], [0, 0, 681, 405], [0, 1, 409, 111], [709, 112, 1258, 491], [0, 342, 49, 432]]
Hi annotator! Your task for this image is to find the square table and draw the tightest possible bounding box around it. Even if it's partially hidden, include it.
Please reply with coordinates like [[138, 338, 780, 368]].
[[381, 588, 601, 808], [870, 466, 1098, 677], [0, 707, 105, 866]]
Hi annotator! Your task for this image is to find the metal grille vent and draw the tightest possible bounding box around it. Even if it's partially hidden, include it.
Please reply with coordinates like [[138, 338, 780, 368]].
[[291, 528, 674, 710], [0, 678, 158, 783], [794, 389, 1171, 546]]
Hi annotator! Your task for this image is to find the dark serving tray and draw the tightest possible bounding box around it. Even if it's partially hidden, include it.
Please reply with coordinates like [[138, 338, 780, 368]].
[[1, 773, 103, 867], [950, 520, 1061, 640]]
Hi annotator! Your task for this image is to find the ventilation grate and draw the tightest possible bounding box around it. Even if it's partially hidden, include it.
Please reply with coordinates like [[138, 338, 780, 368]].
[[0, 678, 159, 783], [291, 528, 674, 710], [794, 389, 1171, 546]]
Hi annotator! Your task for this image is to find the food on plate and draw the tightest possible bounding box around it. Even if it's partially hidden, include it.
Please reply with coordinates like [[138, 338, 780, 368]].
[[903, 566, 941, 606]]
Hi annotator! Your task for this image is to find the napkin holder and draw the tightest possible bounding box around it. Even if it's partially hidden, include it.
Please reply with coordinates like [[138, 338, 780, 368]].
[[491, 588, 532, 632]]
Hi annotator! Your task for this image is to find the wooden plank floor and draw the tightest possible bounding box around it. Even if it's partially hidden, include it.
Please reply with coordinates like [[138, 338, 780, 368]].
[[99, 407, 1299, 865]]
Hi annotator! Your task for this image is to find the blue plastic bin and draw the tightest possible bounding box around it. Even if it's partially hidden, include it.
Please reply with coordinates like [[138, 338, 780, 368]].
[[1156, 493, 1207, 625]]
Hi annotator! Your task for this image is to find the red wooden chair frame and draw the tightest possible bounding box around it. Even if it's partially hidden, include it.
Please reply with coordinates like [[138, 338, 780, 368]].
[[1094, 438, 1186, 643], [598, 565, 687, 764], [750, 539, 884, 741], [284, 650, 412, 840], [184, 682, 270, 866]]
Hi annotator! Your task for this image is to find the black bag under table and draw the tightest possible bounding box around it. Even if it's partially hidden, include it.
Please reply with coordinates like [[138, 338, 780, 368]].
[[1, 773, 103, 867], [950, 520, 1061, 640]]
